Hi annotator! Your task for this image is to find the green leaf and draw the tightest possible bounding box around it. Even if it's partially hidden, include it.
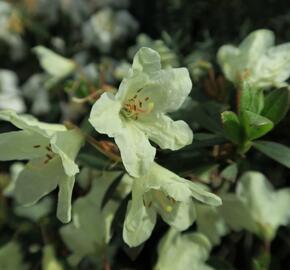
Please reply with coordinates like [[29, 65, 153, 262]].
[[261, 88, 289, 124], [240, 84, 264, 114], [253, 140, 290, 168], [221, 111, 242, 144], [240, 110, 273, 140], [191, 101, 224, 133]]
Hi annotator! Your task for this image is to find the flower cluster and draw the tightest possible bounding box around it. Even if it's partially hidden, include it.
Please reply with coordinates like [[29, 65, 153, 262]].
[[89, 47, 221, 246], [0, 47, 221, 247]]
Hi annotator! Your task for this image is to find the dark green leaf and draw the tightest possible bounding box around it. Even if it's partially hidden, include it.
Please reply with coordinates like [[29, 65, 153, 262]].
[[221, 111, 242, 144], [188, 133, 227, 149], [253, 140, 290, 168], [208, 257, 236, 270], [77, 153, 121, 171], [191, 102, 224, 133], [261, 88, 289, 124]]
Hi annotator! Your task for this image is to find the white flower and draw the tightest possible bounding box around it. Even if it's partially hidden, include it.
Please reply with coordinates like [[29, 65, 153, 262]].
[[0, 70, 26, 113], [82, 8, 138, 53], [218, 29, 290, 88], [122, 162, 222, 247], [89, 47, 193, 177], [33, 46, 76, 88], [0, 110, 83, 222]]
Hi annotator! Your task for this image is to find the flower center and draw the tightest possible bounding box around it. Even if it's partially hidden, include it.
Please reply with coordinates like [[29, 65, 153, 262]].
[[121, 88, 154, 120], [144, 190, 176, 213]]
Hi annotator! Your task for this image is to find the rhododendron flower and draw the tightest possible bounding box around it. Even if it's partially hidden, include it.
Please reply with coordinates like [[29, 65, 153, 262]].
[[122, 162, 222, 247], [89, 47, 193, 177], [0, 110, 83, 223]]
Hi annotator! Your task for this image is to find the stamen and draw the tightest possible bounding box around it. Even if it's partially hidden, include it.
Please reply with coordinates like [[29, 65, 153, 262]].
[[152, 190, 174, 213], [46, 154, 53, 159], [122, 90, 154, 120], [44, 159, 49, 164]]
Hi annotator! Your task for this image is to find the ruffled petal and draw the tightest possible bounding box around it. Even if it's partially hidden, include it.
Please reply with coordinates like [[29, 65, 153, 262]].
[[137, 113, 193, 150], [135, 68, 192, 113], [89, 92, 124, 137]]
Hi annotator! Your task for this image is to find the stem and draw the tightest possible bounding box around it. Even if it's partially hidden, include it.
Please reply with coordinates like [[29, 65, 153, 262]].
[[64, 121, 121, 163], [103, 255, 111, 270]]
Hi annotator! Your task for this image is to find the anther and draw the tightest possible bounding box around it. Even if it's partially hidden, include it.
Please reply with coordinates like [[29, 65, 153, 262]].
[[46, 154, 53, 159]]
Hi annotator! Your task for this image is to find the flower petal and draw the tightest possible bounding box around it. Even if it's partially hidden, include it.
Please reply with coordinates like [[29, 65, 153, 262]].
[[159, 201, 196, 231], [137, 68, 192, 113], [50, 129, 83, 177], [115, 71, 149, 102], [217, 45, 241, 83], [123, 180, 157, 247], [0, 110, 66, 137], [239, 29, 274, 63], [57, 176, 75, 223], [0, 130, 48, 160], [137, 113, 193, 150], [115, 124, 156, 177], [33, 46, 76, 78], [254, 43, 290, 87], [89, 92, 124, 137], [14, 157, 63, 206], [186, 181, 222, 206], [132, 47, 161, 74], [143, 163, 222, 206], [217, 29, 275, 84], [14, 156, 75, 223]]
